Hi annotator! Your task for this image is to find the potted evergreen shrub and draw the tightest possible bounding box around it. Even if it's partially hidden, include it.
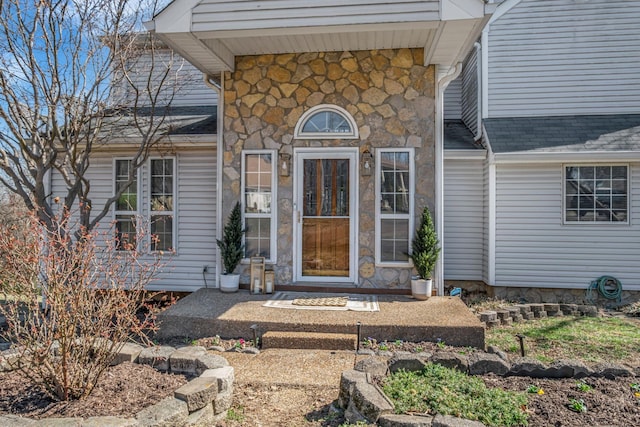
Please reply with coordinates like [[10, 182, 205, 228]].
[[216, 201, 244, 292], [410, 206, 440, 300]]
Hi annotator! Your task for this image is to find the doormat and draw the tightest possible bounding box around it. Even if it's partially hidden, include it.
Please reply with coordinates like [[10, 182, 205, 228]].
[[263, 292, 379, 312], [292, 296, 348, 307]]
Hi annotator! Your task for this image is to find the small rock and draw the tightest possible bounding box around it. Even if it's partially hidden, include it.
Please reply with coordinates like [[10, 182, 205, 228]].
[[378, 413, 434, 426], [509, 357, 548, 378], [431, 351, 469, 373], [355, 357, 389, 376], [592, 362, 634, 379], [486, 346, 509, 362], [433, 413, 487, 427], [388, 352, 430, 374], [546, 359, 592, 378], [207, 345, 226, 352], [469, 352, 510, 376], [241, 347, 260, 355]]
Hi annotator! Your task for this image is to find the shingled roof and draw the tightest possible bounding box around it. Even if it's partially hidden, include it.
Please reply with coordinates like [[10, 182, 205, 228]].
[[444, 120, 482, 150], [101, 105, 217, 139], [484, 115, 640, 154]]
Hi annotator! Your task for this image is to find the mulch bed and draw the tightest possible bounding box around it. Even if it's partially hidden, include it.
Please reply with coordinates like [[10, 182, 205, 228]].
[[483, 375, 640, 427], [0, 362, 187, 419]]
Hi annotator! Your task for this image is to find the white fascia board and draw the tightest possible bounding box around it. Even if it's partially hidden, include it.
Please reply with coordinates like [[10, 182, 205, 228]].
[[441, 0, 485, 21], [152, 0, 201, 34], [94, 135, 217, 152], [444, 149, 487, 160], [493, 151, 640, 164]]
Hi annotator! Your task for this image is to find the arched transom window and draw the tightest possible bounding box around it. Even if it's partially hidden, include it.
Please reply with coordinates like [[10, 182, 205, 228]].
[[294, 105, 359, 139]]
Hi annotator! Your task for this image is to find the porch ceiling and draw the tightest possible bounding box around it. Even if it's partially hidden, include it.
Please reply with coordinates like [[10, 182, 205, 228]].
[[148, 0, 491, 74]]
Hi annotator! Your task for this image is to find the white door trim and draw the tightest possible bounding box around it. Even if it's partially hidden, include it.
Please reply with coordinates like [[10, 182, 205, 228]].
[[292, 147, 359, 284]]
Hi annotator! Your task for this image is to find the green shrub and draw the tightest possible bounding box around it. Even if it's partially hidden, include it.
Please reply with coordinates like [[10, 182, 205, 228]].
[[382, 363, 528, 427]]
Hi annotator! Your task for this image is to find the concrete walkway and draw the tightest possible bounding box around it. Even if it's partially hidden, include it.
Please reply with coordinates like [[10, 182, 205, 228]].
[[223, 348, 356, 387]]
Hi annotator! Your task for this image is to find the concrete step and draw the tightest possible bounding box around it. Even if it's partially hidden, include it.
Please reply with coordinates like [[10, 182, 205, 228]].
[[261, 331, 358, 351]]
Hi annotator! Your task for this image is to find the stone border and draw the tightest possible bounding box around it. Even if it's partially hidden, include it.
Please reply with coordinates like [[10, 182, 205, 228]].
[[0, 344, 235, 427], [477, 303, 599, 328], [340, 349, 639, 427]]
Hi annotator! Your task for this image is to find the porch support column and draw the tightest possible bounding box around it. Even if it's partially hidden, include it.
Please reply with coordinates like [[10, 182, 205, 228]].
[[434, 63, 462, 296]]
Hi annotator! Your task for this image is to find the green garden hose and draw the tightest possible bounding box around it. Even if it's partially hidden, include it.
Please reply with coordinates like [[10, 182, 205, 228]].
[[587, 275, 623, 303]]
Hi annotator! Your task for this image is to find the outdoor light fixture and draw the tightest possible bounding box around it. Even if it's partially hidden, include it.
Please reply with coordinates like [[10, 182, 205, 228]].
[[279, 153, 291, 177], [361, 149, 373, 176]]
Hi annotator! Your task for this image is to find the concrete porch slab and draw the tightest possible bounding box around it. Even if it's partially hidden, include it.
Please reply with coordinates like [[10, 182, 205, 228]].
[[155, 289, 485, 349]]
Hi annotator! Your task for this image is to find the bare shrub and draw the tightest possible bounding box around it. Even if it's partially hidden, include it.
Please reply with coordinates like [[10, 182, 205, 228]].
[[0, 211, 165, 401]]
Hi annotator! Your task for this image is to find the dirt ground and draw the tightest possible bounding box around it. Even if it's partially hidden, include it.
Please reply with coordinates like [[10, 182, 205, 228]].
[[1, 345, 639, 426], [0, 362, 187, 419], [483, 375, 640, 427]]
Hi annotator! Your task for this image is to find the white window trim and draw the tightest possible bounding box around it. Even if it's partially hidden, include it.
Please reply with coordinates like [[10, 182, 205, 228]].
[[562, 163, 630, 226], [375, 148, 415, 267], [241, 149, 278, 263], [113, 158, 141, 250], [294, 104, 359, 140], [148, 156, 177, 252]]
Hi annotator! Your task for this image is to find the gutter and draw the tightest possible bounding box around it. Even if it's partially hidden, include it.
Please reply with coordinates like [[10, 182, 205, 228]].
[[204, 73, 224, 290], [474, 42, 483, 141], [435, 62, 463, 297], [493, 150, 640, 164]]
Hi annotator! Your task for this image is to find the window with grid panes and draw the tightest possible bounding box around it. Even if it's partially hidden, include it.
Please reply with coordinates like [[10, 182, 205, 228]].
[[242, 151, 276, 260], [114, 159, 138, 250], [565, 165, 628, 223], [150, 158, 175, 251], [377, 149, 413, 263]]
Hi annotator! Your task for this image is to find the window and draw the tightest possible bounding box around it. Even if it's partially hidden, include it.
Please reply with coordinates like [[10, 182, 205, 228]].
[[150, 158, 175, 251], [114, 159, 138, 250], [242, 151, 277, 260], [565, 165, 628, 223], [376, 149, 414, 264], [294, 105, 358, 139]]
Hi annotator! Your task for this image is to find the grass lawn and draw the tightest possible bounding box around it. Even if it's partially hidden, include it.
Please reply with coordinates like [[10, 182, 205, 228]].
[[485, 315, 640, 365]]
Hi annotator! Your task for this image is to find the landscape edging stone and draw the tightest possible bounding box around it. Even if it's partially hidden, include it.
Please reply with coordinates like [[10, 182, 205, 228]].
[[0, 344, 235, 426], [344, 348, 639, 426]]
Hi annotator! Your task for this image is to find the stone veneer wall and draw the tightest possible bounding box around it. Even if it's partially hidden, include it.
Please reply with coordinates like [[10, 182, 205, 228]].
[[222, 48, 435, 288]]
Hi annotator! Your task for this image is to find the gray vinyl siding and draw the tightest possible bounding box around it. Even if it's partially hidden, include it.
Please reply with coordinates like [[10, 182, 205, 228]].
[[487, 0, 640, 117], [116, 51, 218, 108], [493, 162, 640, 291], [191, 0, 440, 31], [444, 78, 462, 120], [461, 46, 479, 135], [443, 157, 485, 280], [51, 149, 218, 292]]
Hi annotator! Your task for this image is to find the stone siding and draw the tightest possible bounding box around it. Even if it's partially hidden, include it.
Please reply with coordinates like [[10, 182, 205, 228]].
[[222, 48, 435, 288]]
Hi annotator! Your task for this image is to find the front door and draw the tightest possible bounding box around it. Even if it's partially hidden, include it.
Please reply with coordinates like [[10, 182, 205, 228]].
[[294, 149, 358, 283]]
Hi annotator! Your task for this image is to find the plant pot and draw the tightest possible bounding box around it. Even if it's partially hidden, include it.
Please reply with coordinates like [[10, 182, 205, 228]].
[[411, 278, 432, 300], [219, 274, 240, 293]]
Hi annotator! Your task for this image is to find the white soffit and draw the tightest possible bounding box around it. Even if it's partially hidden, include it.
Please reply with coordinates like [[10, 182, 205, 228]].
[[208, 27, 439, 57], [150, 0, 491, 73], [426, 18, 486, 66]]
